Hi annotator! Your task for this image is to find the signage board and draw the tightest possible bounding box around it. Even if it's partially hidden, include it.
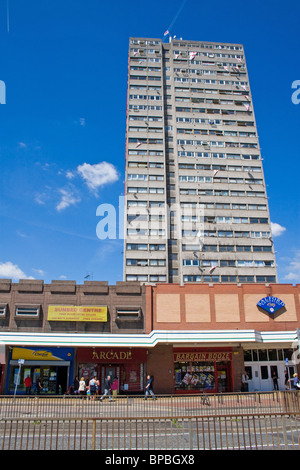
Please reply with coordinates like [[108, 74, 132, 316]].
[[77, 348, 147, 363], [174, 351, 232, 362], [12, 347, 73, 362], [48, 305, 107, 322], [256, 296, 285, 314]]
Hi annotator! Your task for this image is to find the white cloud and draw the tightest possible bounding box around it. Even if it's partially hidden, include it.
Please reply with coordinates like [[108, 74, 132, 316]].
[[56, 188, 81, 212], [77, 162, 119, 194], [0, 262, 34, 281], [35, 161, 119, 211], [34, 192, 48, 205], [282, 250, 300, 283], [65, 170, 76, 180], [32, 268, 46, 276], [271, 222, 286, 237]]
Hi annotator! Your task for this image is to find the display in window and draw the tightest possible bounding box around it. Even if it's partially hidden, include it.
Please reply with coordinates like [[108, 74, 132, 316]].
[[175, 362, 216, 390]]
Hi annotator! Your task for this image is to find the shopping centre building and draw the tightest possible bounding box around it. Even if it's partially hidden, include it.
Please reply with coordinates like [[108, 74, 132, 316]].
[[0, 37, 298, 396], [0, 279, 299, 395]]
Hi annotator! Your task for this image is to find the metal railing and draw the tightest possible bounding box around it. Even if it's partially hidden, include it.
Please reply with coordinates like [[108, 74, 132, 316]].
[[1, 413, 300, 450], [0, 391, 299, 419], [1, 392, 299, 450]]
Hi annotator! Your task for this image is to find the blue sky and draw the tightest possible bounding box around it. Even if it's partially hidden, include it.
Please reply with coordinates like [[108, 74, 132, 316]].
[[0, 0, 299, 285]]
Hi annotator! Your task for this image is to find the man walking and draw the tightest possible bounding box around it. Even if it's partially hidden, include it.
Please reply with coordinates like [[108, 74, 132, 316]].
[[144, 375, 157, 400], [100, 375, 112, 402]]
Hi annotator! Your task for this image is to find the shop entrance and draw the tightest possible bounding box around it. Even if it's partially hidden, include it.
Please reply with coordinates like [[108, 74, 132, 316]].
[[57, 366, 68, 394], [105, 365, 117, 380], [77, 347, 147, 395], [217, 362, 231, 392]]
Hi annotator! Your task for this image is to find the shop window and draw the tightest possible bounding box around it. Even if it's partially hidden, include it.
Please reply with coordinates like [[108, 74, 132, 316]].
[[268, 349, 278, 361], [283, 349, 293, 361], [243, 349, 252, 362], [174, 361, 216, 391], [252, 350, 258, 361], [258, 349, 268, 361], [122, 363, 143, 392], [278, 349, 283, 361]]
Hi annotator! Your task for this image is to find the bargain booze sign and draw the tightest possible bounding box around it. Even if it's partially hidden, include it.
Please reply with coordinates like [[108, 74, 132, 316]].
[[174, 351, 232, 362]]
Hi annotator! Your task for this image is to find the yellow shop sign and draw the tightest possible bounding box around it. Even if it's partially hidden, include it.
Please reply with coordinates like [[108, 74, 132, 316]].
[[12, 348, 62, 361], [47, 305, 107, 322]]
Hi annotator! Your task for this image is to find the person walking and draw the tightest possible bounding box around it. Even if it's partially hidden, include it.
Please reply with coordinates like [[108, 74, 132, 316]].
[[111, 377, 118, 398], [292, 373, 300, 389], [36, 376, 43, 395], [100, 375, 112, 402], [79, 377, 87, 397], [89, 377, 97, 400], [95, 377, 100, 398], [24, 375, 32, 395], [144, 375, 157, 400], [73, 376, 79, 395]]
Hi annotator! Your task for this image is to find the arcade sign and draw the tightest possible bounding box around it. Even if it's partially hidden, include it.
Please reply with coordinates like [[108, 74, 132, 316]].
[[257, 296, 285, 314]]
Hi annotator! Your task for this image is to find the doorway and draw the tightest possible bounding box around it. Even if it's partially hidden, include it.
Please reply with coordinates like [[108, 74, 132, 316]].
[[216, 362, 231, 392], [245, 363, 297, 391]]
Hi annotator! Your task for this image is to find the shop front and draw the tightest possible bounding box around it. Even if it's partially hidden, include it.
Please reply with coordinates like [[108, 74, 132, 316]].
[[77, 347, 147, 394], [174, 348, 233, 394], [6, 347, 74, 395]]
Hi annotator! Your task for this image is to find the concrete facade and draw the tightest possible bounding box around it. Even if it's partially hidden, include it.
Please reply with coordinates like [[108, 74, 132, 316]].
[[124, 37, 277, 285], [0, 279, 145, 334]]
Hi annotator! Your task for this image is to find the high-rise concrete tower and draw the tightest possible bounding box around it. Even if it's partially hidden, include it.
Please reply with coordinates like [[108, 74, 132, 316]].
[[123, 37, 277, 285]]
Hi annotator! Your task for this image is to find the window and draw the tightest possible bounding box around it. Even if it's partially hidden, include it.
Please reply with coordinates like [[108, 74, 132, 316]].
[[15, 305, 40, 317], [116, 308, 141, 319], [221, 275, 237, 282], [149, 244, 165, 251], [127, 243, 147, 250], [0, 304, 7, 316], [261, 366, 269, 380]]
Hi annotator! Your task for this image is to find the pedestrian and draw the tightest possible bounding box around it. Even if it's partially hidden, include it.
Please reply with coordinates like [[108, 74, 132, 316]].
[[111, 377, 118, 398], [292, 373, 300, 389], [241, 370, 249, 392], [144, 375, 157, 400], [73, 376, 79, 395], [36, 376, 43, 395], [100, 375, 112, 402], [95, 377, 100, 398], [79, 377, 87, 397], [284, 369, 289, 390], [24, 375, 32, 395], [272, 371, 279, 390], [89, 376, 97, 400]]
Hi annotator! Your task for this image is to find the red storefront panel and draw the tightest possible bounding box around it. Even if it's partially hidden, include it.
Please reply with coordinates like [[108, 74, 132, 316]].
[[77, 348, 147, 394]]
